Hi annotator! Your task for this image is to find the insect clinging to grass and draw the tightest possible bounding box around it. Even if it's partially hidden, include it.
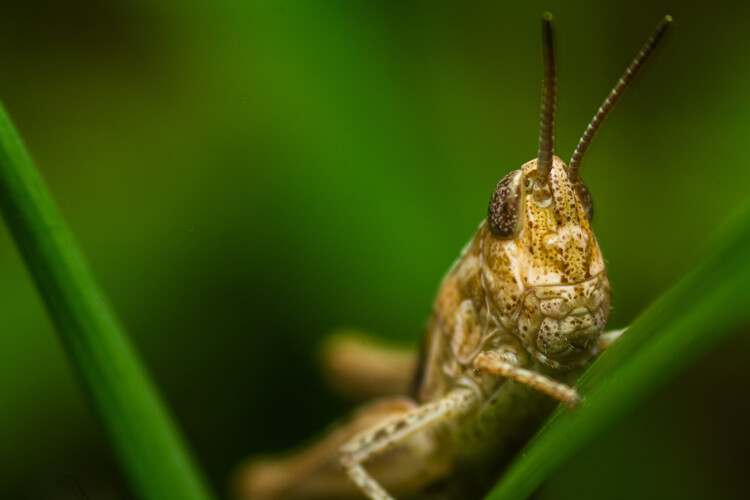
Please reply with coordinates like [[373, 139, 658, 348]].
[[235, 13, 672, 500]]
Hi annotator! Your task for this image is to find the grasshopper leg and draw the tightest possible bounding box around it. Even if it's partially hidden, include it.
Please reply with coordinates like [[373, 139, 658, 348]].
[[340, 388, 478, 500], [597, 327, 627, 351], [236, 395, 457, 500], [474, 350, 581, 407], [321, 330, 418, 400]]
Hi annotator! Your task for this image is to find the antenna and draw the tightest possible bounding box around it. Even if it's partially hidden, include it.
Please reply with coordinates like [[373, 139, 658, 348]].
[[536, 12, 556, 187], [568, 15, 672, 181]]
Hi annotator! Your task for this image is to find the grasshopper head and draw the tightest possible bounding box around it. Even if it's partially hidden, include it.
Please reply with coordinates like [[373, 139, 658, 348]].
[[477, 12, 669, 370], [482, 156, 609, 371], [479, 15, 609, 371]]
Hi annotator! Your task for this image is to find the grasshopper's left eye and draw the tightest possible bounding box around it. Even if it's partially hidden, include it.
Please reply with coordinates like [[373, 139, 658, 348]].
[[488, 170, 525, 238], [575, 181, 594, 221]]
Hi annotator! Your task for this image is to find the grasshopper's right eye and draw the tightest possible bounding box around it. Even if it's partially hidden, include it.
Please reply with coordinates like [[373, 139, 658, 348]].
[[575, 181, 594, 221], [488, 170, 525, 238]]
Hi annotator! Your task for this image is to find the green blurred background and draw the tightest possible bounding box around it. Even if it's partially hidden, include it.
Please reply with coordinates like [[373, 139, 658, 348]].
[[0, 1, 748, 499]]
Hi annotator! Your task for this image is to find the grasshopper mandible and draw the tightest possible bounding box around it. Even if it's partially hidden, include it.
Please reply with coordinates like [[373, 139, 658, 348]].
[[236, 13, 672, 500]]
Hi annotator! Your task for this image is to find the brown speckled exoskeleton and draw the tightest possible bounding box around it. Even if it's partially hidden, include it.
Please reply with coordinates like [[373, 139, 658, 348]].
[[235, 14, 671, 500]]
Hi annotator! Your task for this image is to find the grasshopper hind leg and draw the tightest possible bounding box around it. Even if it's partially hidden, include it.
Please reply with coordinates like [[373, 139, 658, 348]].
[[234, 396, 452, 500]]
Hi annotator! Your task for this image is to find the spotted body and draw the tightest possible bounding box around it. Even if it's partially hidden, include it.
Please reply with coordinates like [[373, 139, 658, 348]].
[[236, 14, 671, 500], [413, 156, 609, 492]]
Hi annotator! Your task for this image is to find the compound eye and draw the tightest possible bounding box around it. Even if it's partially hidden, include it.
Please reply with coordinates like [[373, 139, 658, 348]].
[[487, 170, 525, 238], [575, 181, 594, 221]]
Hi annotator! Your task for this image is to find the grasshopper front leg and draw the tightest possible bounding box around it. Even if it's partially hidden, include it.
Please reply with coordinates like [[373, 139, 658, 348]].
[[473, 329, 628, 409], [340, 388, 478, 500], [474, 350, 582, 407]]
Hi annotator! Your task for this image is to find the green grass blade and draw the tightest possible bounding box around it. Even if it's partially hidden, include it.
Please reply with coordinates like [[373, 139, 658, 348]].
[[0, 101, 216, 499], [486, 197, 750, 500]]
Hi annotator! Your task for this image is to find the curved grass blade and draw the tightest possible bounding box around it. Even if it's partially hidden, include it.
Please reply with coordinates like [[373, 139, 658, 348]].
[[0, 100, 216, 499], [486, 196, 750, 500]]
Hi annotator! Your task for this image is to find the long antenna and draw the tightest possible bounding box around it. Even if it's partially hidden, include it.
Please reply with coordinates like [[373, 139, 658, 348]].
[[536, 12, 556, 187], [568, 15, 672, 181]]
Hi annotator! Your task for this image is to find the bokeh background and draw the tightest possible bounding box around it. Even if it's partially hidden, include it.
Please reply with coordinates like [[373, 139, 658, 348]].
[[0, 1, 748, 499]]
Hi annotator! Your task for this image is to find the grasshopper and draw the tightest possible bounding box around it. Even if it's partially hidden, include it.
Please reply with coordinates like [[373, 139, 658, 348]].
[[236, 13, 672, 500]]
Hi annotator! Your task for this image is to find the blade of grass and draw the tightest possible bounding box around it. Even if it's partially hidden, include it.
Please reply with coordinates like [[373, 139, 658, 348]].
[[485, 197, 750, 500], [0, 101, 216, 499]]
